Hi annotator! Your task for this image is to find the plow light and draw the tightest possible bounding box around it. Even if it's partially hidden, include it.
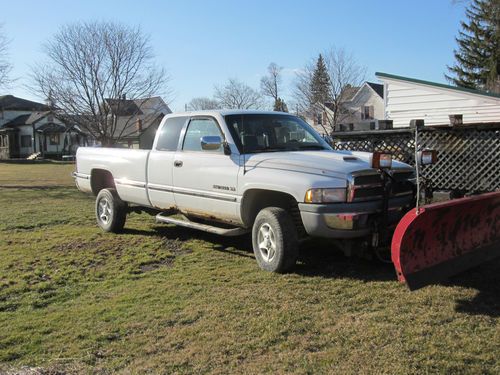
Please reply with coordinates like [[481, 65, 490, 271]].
[[372, 152, 392, 169], [418, 150, 438, 165]]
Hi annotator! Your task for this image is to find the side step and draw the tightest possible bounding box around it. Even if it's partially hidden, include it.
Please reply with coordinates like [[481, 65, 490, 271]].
[[155, 213, 249, 237]]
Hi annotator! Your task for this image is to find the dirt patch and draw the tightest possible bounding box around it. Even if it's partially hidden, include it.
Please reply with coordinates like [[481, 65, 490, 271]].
[[162, 237, 192, 256], [139, 257, 175, 272], [138, 237, 192, 273]]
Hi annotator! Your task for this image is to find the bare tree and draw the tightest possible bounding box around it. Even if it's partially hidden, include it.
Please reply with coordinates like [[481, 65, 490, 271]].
[[187, 97, 220, 110], [261, 63, 289, 111], [293, 47, 366, 133], [31, 21, 169, 145], [324, 48, 366, 129], [0, 25, 12, 88], [214, 78, 262, 109]]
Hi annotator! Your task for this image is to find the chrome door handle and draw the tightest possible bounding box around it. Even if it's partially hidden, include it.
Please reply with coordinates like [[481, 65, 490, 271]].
[[174, 160, 183, 167]]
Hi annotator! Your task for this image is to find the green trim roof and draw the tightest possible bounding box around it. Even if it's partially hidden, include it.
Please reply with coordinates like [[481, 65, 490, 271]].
[[375, 72, 500, 99]]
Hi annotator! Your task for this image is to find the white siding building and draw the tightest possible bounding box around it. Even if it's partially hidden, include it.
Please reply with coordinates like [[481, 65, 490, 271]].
[[376, 72, 500, 128]]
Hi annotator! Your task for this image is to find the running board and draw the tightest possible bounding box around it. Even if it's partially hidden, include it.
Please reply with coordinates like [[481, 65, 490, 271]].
[[155, 213, 249, 236]]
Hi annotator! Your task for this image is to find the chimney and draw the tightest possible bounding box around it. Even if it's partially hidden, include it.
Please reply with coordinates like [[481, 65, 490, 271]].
[[136, 118, 143, 132]]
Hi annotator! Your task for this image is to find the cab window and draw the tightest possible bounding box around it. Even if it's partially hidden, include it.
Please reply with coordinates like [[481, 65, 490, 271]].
[[182, 118, 223, 152]]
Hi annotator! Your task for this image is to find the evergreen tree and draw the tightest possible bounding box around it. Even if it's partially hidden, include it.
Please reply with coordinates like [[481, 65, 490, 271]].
[[446, 0, 500, 93], [310, 54, 332, 104]]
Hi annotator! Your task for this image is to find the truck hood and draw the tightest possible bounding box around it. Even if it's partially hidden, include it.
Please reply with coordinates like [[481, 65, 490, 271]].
[[244, 150, 410, 179]]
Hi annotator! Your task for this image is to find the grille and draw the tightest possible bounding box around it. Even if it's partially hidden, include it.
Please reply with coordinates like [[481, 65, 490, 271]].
[[348, 172, 383, 202], [348, 170, 415, 202]]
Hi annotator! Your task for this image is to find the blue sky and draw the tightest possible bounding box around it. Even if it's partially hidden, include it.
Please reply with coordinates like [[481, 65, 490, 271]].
[[2, 0, 466, 111]]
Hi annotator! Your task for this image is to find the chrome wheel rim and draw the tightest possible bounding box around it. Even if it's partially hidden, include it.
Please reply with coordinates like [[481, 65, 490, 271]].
[[98, 197, 112, 225], [257, 223, 276, 262]]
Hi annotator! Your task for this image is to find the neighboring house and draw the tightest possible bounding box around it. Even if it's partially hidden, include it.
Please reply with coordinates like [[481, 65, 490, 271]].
[[305, 82, 385, 134], [376, 72, 500, 128], [105, 96, 171, 149], [342, 82, 384, 125], [0, 95, 87, 159]]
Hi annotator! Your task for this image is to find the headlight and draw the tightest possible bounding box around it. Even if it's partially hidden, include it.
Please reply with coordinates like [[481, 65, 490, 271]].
[[304, 188, 346, 203]]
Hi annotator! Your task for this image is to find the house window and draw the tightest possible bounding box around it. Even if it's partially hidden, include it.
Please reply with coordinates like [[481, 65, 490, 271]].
[[316, 113, 322, 125], [49, 134, 60, 145], [361, 106, 374, 120], [21, 135, 32, 148]]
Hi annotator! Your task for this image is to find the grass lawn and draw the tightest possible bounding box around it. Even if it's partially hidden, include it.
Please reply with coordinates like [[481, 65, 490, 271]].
[[0, 163, 499, 374]]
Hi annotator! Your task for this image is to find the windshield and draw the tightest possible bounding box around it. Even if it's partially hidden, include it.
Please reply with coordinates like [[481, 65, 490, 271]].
[[224, 114, 331, 154]]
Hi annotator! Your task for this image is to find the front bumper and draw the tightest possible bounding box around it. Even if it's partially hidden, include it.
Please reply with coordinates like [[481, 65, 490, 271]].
[[299, 195, 413, 239]]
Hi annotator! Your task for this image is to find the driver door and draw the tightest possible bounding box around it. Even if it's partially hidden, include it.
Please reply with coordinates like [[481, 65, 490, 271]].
[[172, 116, 240, 222]]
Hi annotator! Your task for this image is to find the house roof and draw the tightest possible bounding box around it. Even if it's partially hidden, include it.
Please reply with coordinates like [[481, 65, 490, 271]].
[[105, 98, 143, 116], [2, 114, 31, 128], [0, 95, 49, 111], [36, 123, 66, 133], [341, 85, 361, 101], [375, 72, 500, 99], [2, 111, 57, 128], [366, 82, 384, 98]]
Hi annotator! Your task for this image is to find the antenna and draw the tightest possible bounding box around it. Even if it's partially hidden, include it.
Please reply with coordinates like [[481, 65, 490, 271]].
[[414, 123, 421, 215]]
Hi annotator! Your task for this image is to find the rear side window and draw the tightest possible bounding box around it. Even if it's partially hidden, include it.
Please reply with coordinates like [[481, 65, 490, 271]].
[[156, 117, 187, 151]]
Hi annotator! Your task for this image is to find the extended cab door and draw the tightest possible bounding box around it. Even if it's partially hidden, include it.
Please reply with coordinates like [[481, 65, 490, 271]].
[[172, 116, 240, 223], [147, 116, 188, 209]]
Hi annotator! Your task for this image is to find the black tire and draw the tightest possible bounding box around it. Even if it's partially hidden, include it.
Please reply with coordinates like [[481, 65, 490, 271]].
[[252, 207, 299, 273], [95, 188, 127, 233]]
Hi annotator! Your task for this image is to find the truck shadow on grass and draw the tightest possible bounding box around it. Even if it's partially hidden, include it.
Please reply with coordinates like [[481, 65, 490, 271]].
[[123, 225, 500, 317]]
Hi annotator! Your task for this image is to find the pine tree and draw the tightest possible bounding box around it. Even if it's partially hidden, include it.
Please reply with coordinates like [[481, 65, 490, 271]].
[[446, 0, 500, 93], [310, 54, 332, 104]]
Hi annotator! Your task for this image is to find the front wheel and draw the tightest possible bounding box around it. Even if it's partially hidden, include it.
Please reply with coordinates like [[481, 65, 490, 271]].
[[252, 207, 299, 273], [95, 188, 127, 233]]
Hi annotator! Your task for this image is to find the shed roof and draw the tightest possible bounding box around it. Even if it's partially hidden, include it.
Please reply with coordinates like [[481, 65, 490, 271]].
[[375, 72, 500, 99]]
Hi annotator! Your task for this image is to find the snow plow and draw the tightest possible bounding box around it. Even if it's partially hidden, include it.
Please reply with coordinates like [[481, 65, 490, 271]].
[[391, 191, 500, 290]]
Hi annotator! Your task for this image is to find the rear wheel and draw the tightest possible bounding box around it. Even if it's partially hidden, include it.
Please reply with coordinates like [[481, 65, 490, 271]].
[[252, 207, 298, 273], [95, 188, 127, 233]]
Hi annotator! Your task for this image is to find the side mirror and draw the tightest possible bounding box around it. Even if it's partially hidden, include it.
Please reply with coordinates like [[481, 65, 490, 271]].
[[201, 136, 222, 151]]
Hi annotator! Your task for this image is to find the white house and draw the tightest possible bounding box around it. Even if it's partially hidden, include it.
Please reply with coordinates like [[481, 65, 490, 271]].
[[341, 82, 385, 127], [0, 95, 87, 159], [376, 72, 500, 128], [305, 82, 385, 134]]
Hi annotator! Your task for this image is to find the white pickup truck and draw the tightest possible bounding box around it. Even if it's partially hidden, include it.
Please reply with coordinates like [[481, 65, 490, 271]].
[[74, 110, 416, 272]]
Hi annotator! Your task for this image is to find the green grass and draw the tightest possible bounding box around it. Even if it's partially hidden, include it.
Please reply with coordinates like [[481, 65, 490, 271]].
[[0, 164, 499, 374]]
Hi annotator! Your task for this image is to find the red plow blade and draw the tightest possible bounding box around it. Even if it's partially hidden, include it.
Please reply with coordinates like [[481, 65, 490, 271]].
[[391, 191, 500, 290]]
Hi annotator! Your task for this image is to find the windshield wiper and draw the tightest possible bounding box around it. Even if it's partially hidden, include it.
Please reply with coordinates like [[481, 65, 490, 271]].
[[245, 146, 287, 154], [295, 144, 325, 150]]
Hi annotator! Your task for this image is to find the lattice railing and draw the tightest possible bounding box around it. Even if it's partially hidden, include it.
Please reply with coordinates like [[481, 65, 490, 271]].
[[330, 124, 500, 193]]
